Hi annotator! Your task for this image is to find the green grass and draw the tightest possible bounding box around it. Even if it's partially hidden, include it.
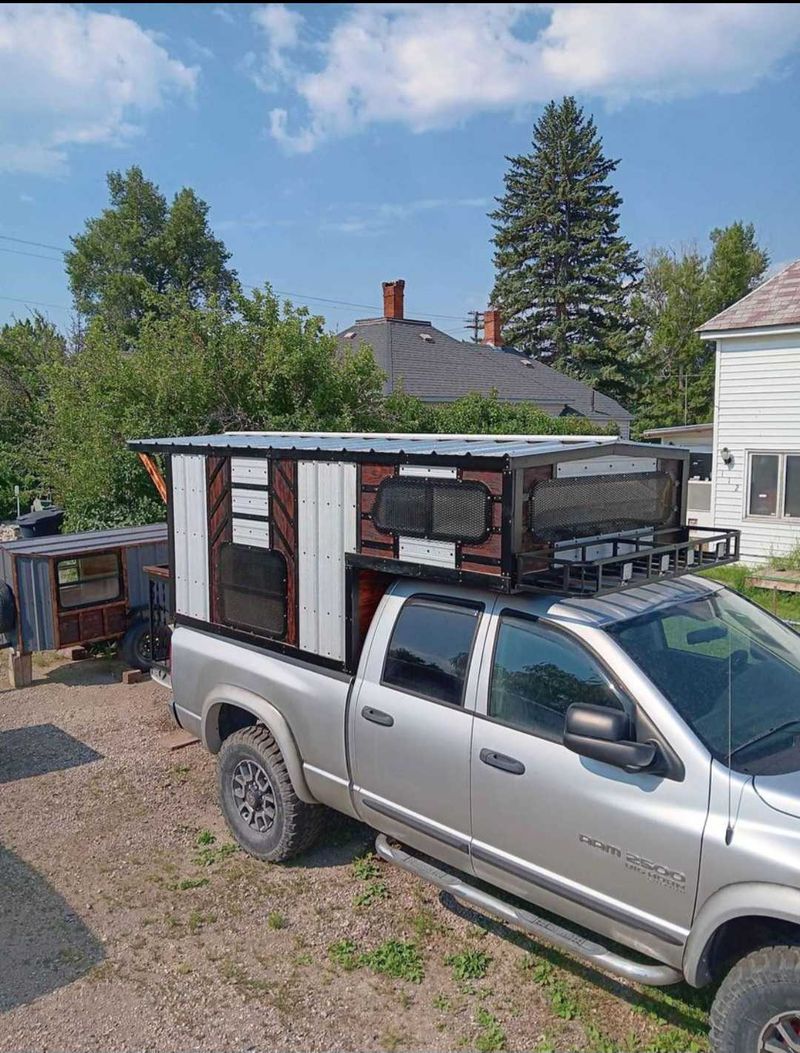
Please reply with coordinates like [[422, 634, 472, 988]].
[[474, 1008, 506, 1052], [353, 879, 389, 907], [446, 948, 492, 981], [360, 940, 424, 983], [328, 938, 360, 971], [172, 877, 209, 891], [701, 563, 800, 621], [267, 911, 287, 930], [194, 842, 238, 867], [351, 853, 380, 881]]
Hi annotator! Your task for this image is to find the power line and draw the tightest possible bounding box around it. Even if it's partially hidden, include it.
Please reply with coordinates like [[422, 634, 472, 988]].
[[0, 233, 69, 253], [0, 293, 70, 310], [0, 246, 65, 263]]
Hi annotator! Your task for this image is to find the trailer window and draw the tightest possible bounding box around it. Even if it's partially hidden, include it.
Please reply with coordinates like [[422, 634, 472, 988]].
[[56, 552, 122, 610], [372, 477, 491, 544], [218, 543, 287, 639]]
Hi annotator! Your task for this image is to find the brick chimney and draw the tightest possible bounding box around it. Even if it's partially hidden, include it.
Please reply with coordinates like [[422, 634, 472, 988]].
[[483, 307, 502, 347], [382, 279, 405, 320]]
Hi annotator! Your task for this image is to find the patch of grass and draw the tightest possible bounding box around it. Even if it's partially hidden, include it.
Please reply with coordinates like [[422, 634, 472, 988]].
[[169, 763, 191, 784], [361, 940, 424, 983], [352, 853, 380, 881], [328, 938, 361, 971], [548, 982, 580, 1021], [195, 829, 216, 846], [432, 994, 452, 1012], [701, 563, 800, 620], [354, 879, 389, 907], [380, 1028, 406, 1052], [173, 876, 209, 891], [194, 842, 237, 867], [410, 908, 439, 939], [446, 948, 492, 981], [474, 1009, 506, 1053], [187, 910, 216, 934], [583, 1024, 619, 1053], [267, 911, 287, 930]]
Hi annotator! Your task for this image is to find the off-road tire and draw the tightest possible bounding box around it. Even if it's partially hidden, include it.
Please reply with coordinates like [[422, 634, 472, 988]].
[[217, 725, 324, 862], [710, 945, 800, 1052]]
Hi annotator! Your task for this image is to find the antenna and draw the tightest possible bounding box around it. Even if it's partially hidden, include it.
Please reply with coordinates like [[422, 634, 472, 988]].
[[464, 310, 484, 343]]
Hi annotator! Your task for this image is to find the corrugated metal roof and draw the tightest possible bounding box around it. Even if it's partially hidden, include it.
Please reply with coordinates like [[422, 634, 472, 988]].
[[0, 522, 167, 557], [127, 431, 654, 463]]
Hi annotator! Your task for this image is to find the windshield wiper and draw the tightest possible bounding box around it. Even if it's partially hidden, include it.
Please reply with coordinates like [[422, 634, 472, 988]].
[[729, 719, 800, 760]]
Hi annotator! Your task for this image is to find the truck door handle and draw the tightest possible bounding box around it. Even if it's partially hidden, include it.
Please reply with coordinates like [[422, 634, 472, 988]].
[[480, 748, 525, 775], [362, 706, 394, 727]]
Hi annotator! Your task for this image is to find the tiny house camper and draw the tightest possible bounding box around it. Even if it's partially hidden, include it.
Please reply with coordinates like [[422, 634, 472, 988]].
[[128, 432, 739, 675], [0, 523, 168, 683]]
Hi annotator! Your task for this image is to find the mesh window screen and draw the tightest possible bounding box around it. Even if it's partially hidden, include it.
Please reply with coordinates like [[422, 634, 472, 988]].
[[372, 476, 491, 543], [529, 471, 675, 542], [218, 543, 287, 638]]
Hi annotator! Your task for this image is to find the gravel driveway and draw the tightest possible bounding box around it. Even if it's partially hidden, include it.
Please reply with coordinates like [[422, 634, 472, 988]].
[[0, 652, 711, 1051]]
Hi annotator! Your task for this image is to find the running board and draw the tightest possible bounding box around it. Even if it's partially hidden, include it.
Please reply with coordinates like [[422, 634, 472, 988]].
[[375, 835, 682, 987]]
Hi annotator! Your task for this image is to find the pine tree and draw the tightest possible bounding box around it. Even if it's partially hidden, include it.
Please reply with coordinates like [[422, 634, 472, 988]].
[[490, 97, 640, 397]]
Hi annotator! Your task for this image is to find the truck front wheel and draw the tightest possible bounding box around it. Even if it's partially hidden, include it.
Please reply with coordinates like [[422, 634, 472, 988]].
[[711, 946, 800, 1052], [217, 725, 323, 862]]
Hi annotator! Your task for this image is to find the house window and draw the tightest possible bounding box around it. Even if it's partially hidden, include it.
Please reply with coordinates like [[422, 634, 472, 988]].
[[56, 552, 122, 610], [217, 543, 287, 639], [746, 453, 800, 519]]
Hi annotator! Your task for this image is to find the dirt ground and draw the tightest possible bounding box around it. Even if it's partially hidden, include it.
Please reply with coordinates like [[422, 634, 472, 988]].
[[0, 652, 712, 1052]]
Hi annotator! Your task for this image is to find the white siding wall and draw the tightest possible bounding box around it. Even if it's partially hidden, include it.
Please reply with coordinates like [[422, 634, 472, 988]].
[[171, 454, 209, 620], [711, 332, 800, 563], [297, 460, 357, 661]]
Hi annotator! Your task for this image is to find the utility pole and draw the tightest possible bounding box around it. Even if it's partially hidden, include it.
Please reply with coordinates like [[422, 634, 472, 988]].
[[464, 310, 483, 343]]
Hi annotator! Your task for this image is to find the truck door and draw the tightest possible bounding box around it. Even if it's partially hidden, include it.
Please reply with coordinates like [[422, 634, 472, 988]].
[[350, 586, 488, 871], [470, 607, 710, 959]]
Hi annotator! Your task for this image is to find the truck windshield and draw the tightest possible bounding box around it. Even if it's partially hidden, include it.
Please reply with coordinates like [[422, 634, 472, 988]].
[[606, 587, 800, 775]]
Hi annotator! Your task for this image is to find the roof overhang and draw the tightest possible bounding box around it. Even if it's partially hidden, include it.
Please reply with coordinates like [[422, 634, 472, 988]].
[[698, 322, 800, 341]]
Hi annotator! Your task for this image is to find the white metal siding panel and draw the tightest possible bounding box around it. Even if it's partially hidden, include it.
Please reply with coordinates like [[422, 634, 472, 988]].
[[232, 520, 271, 548], [231, 457, 270, 486], [555, 455, 657, 478], [231, 488, 269, 516], [298, 460, 357, 661], [712, 336, 800, 562], [397, 464, 458, 569], [171, 454, 209, 620]]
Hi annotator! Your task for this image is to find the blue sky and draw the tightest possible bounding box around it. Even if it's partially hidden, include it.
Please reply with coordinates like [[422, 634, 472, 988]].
[[1, 3, 800, 336]]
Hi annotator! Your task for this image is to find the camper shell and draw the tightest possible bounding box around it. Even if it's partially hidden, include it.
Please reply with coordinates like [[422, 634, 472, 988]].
[[128, 431, 739, 675], [0, 523, 168, 655]]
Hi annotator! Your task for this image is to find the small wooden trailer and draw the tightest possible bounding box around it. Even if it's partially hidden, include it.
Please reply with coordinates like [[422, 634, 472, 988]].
[[0, 523, 168, 686], [127, 431, 739, 676]]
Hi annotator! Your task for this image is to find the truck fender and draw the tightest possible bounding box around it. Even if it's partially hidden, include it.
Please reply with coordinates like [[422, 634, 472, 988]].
[[200, 684, 317, 805], [684, 882, 800, 987]]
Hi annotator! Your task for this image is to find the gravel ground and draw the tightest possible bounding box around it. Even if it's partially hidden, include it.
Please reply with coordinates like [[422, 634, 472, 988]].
[[0, 652, 712, 1052]]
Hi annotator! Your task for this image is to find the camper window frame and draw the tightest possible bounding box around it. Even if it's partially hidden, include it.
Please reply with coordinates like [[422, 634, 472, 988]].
[[54, 549, 124, 612]]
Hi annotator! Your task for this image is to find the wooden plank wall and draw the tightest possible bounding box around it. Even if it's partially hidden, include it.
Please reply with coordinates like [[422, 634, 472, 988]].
[[206, 455, 232, 624], [270, 458, 299, 647]]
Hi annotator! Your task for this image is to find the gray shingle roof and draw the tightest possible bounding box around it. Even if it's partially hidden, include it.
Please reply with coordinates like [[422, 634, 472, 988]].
[[336, 317, 632, 425], [697, 260, 800, 333]]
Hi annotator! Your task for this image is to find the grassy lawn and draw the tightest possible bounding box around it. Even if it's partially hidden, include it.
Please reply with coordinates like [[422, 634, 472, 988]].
[[699, 563, 800, 622]]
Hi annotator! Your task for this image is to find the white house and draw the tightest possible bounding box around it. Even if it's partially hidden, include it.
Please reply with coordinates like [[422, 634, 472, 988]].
[[642, 423, 714, 528], [698, 260, 800, 563]]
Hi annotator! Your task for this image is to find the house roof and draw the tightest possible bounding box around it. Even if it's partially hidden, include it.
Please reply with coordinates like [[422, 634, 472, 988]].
[[697, 260, 800, 334], [336, 317, 632, 423], [642, 423, 713, 438], [0, 522, 167, 557]]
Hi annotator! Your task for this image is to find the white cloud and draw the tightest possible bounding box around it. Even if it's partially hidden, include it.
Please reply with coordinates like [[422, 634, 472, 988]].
[[0, 4, 198, 175], [250, 3, 800, 152]]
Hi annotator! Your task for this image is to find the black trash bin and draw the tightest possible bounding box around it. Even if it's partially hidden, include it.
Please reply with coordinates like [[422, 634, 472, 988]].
[[16, 508, 65, 539]]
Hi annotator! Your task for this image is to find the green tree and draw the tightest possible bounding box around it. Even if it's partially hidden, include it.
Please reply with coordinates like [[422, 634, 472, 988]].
[[65, 166, 237, 340], [429, 390, 615, 437], [704, 221, 769, 318], [490, 96, 640, 396], [0, 315, 66, 518], [41, 287, 388, 530]]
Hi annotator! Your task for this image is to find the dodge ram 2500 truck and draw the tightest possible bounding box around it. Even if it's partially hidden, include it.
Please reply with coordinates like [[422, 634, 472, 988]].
[[170, 572, 800, 1053]]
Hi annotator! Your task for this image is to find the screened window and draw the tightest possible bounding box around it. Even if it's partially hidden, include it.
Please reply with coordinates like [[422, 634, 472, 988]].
[[372, 477, 491, 543], [748, 454, 779, 516], [489, 617, 624, 742], [56, 552, 122, 610], [218, 543, 287, 639], [746, 453, 800, 519], [383, 598, 480, 706]]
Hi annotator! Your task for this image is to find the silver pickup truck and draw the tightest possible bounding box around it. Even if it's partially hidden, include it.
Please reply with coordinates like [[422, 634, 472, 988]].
[[169, 570, 800, 1053]]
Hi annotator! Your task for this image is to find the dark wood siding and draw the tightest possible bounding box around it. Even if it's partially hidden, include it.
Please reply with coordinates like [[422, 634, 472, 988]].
[[206, 455, 232, 624], [358, 463, 395, 554], [270, 458, 299, 647]]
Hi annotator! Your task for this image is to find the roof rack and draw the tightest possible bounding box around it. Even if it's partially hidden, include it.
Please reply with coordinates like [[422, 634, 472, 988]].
[[516, 526, 741, 598]]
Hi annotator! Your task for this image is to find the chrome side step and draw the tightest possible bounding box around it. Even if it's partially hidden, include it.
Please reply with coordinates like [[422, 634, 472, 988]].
[[375, 834, 682, 987]]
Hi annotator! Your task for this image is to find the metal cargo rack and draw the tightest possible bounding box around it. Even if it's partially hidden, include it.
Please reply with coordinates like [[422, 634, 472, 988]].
[[517, 525, 741, 598]]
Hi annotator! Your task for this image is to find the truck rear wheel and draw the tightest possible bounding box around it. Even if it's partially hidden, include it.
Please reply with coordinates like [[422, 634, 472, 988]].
[[710, 946, 800, 1052], [217, 725, 323, 862]]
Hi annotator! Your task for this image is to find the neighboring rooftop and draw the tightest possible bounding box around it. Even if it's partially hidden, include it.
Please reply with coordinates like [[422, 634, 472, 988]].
[[697, 259, 800, 334], [0, 522, 167, 556], [335, 280, 632, 431], [642, 423, 713, 438]]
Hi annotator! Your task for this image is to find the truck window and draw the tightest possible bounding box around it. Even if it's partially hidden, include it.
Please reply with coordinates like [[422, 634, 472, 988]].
[[382, 598, 480, 707], [56, 552, 122, 610], [218, 543, 287, 639], [489, 616, 624, 743]]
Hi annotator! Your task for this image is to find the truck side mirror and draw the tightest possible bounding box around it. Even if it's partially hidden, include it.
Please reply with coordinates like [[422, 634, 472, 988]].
[[563, 704, 658, 774]]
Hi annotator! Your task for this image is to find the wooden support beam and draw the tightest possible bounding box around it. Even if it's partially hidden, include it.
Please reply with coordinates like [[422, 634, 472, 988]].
[[137, 452, 168, 504], [7, 650, 32, 689]]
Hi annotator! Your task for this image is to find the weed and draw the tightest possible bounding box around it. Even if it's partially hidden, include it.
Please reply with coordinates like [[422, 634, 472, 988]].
[[267, 911, 287, 930], [446, 948, 492, 981], [520, 956, 553, 985], [354, 880, 389, 907], [433, 994, 452, 1012], [174, 877, 209, 891], [352, 853, 380, 881], [381, 1028, 406, 1052], [194, 842, 237, 867], [549, 984, 580, 1020], [410, 908, 438, 939], [328, 939, 361, 971], [169, 763, 191, 784], [196, 829, 216, 846], [294, 952, 313, 966], [361, 940, 424, 983], [188, 910, 216, 934], [475, 1009, 506, 1052], [583, 1024, 619, 1053]]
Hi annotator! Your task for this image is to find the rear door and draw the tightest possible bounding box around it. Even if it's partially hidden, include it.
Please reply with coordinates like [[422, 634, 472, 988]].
[[470, 606, 710, 958], [350, 585, 488, 871]]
